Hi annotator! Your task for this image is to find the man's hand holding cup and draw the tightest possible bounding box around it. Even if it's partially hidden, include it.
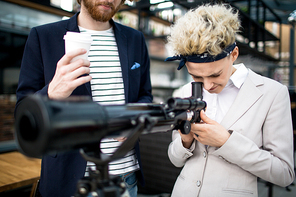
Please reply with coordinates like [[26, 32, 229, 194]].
[[48, 32, 93, 100]]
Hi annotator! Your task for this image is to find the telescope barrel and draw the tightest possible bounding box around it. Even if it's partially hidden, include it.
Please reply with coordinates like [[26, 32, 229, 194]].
[[15, 95, 174, 158], [15, 96, 109, 158]]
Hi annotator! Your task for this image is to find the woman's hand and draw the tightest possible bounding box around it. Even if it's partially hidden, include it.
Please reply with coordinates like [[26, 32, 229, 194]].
[[191, 110, 230, 147], [178, 130, 195, 149]]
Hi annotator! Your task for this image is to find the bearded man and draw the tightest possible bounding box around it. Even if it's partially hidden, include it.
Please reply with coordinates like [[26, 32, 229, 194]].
[[15, 0, 152, 196]]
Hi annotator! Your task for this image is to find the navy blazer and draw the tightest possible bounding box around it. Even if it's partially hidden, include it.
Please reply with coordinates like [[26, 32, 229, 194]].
[[16, 13, 152, 197]]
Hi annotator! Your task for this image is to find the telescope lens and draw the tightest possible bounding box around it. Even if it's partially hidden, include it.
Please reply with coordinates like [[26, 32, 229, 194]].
[[18, 111, 39, 142]]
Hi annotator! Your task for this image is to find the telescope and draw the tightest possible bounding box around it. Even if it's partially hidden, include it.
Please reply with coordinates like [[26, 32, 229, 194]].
[[15, 82, 206, 158], [14, 82, 206, 197]]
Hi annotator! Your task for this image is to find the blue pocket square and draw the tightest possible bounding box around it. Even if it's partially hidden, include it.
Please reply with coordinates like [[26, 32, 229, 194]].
[[131, 62, 140, 70]]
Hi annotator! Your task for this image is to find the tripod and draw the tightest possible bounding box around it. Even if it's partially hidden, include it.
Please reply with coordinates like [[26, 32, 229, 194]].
[[75, 115, 156, 197]]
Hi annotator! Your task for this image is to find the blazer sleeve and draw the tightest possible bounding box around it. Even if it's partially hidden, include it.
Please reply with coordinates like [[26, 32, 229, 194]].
[[168, 130, 196, 167], [213, 85, 295, 187], [15, 27, 48, 111]]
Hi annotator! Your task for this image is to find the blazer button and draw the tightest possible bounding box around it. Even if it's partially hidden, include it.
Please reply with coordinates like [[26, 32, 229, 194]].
[[203, 151, 206, 158], [196, 180, 201, 187]]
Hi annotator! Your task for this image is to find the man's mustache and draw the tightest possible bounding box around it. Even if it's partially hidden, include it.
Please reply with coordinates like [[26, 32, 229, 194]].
[[95, 2, 115, 10]]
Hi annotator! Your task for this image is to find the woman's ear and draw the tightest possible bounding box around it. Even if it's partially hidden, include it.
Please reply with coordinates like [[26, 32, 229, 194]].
[[231, 46, 239, 62]]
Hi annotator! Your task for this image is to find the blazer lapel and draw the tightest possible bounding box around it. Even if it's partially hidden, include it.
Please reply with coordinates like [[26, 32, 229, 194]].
[[220, 70, 263, 129], [113, 21, 129, 103], [65, 12, 80, 32]]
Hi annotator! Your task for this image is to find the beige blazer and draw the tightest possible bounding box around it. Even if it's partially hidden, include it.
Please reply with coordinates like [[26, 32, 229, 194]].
[[168, 69, 295, 197]]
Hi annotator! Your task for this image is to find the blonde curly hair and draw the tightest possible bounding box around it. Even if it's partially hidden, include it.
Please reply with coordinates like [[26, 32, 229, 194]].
[[167, 4, 241, 56]]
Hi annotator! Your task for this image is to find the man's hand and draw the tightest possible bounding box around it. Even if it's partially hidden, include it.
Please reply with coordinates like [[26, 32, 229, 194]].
[[114, 137, 127, 142], [191, 110, 230, 147], [48, 49, 92, 99]]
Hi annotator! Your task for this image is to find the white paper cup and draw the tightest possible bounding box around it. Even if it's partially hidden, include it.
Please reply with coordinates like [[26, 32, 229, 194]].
[[63, 31, 92, 62]]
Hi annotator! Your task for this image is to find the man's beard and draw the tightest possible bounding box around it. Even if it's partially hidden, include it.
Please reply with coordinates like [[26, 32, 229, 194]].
[[83, 0, 121, 22]]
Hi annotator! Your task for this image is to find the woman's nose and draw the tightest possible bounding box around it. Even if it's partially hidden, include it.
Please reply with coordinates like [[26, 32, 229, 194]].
[[202, 79, 213, 91]]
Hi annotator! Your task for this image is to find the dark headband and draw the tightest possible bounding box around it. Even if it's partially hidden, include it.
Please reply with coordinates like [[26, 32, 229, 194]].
[[165, 42, 236, 70]]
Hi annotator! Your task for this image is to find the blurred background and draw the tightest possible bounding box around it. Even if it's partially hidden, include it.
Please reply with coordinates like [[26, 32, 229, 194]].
[[0, 0, 296, 196]]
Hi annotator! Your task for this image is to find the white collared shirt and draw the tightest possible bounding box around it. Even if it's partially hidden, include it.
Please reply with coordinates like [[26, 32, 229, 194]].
[[173, 63, 249, 123]]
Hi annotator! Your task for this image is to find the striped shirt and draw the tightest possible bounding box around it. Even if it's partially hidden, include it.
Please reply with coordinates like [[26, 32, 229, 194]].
[[80, 26, 140, 176]]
